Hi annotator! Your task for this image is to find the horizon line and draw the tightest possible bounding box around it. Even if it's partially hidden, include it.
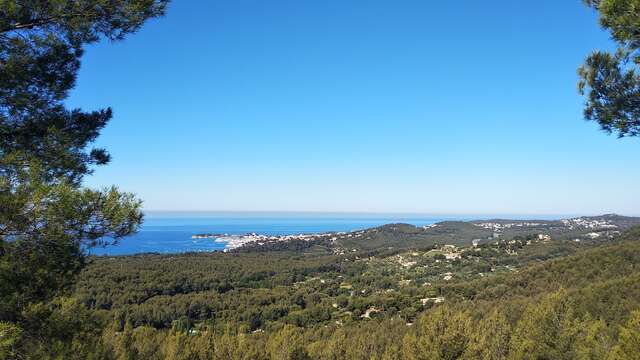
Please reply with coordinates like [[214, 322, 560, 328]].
[[141, 209, 636, 219]]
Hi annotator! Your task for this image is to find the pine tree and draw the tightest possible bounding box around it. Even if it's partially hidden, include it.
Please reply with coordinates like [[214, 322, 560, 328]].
[[402, 305, 472, 360], [579, 0, 640, 137], [267, 325, 310, 360], [509, 291, 579, 360], [463, 309, 511, 360], [0, 0, 168, 355], [608, 310, 640, 360]]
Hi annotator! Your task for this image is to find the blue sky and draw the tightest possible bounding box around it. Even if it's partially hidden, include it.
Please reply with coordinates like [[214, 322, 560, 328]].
[[69, 0, 640, 216]]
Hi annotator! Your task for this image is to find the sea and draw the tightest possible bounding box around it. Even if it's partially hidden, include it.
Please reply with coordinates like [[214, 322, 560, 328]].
[[88, 211, 555, 256]]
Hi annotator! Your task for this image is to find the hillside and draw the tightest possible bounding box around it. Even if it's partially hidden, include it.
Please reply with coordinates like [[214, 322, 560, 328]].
[[232, 214, 640, 254], [55, 223, 640, 359], [334, 221, 491, 251]]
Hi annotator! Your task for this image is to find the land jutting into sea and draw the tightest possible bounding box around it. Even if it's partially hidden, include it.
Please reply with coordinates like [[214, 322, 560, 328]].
[[190, 214, 637, 252]]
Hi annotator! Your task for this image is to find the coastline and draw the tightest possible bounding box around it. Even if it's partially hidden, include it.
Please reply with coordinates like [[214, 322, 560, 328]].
[[212, 232, 342, 251]]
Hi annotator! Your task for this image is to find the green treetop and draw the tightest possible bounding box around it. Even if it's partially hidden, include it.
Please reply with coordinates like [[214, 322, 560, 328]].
[[0, 0, 168, 354], [579, 0, 640, 138]]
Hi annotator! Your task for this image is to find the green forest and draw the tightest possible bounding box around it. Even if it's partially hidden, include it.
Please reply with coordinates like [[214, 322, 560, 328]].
[[5, 223, 640, 359], [2, 0, 640, 359]]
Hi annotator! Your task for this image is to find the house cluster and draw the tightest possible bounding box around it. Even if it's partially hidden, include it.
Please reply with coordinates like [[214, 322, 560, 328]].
[[435, 244, 462, 260], [420, 297, 445, 305], [537, 234, 552, 242], [215, 231, 340, 251], [474, 222, 544, 232], [561, 217, 618, 230]]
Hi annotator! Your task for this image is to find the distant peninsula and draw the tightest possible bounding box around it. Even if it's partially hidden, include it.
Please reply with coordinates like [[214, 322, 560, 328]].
[[192, 214, 640, 253]]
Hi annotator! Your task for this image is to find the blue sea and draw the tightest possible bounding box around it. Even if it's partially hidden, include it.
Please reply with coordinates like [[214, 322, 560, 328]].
[[89, 212, 471, 256]]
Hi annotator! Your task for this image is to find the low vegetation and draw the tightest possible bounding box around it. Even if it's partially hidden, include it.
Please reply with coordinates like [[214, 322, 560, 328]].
[[4, 220, 639, 359]]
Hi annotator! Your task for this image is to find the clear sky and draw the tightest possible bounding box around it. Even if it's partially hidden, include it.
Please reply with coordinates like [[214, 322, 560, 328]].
[[68, 0, 640, 216]]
